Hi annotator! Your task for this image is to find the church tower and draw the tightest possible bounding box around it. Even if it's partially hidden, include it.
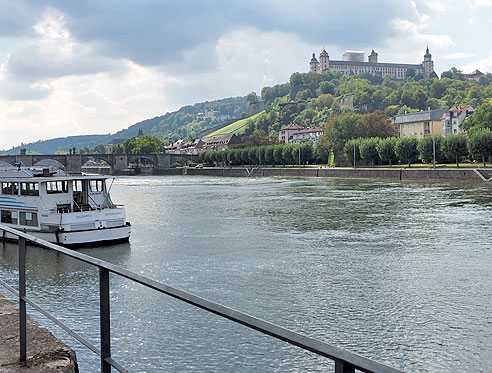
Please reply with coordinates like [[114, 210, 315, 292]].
[[310, 53, 320, 73], [368, 48, 378, 63], [319, 49, 330, 71], [422, 46, 434, 78]]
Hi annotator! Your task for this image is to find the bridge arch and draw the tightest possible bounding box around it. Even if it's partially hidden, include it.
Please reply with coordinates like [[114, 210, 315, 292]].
[[33, 158, 66, 170], [31, 155, 67, 169], [127, 154, 157, 168], [80, 154, 114, 174]]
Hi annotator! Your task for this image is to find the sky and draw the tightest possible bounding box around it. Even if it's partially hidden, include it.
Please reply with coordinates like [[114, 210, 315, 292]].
[[1, 0, 492, 150]]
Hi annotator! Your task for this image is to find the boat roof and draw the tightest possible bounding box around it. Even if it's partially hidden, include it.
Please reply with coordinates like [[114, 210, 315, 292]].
[[0, 167, 109, 181]]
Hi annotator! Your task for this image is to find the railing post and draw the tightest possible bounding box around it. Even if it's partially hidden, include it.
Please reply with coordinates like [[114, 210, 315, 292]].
[[335, 360, 355, 373], [19, 237, 27, 362], [99, 267, 111, 373]]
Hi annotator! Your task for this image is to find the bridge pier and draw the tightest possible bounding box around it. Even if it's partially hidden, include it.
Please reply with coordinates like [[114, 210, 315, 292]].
[[113, 155, 128, 175], [65, 155, 82, 174]]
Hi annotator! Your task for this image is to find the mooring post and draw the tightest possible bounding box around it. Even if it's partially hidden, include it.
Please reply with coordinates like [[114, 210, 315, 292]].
[[19, 237, 27, 362], [99, 267, 111, 373]]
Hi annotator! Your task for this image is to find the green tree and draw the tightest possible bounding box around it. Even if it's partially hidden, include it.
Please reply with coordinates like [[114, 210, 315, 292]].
[[405, 68, 416, 79], [290, 142, 314, 166], [241, 148, 250, 165], [282, 144, 295, 166], [417, 135, 443, 164], [465, 103, 492, 131], [343, 138, 362, 167], [133, 135, 164, 154], [123, 137, 138, 154], [376, 137, 397, 166], [79, 146, 90, 155], [264, 145, 275, 166], [467, 128, 492, 167], [248, 147, 259, 165], [273, 144, 285, 165], [247, 92, 259, 105], [290, 72, 304, 87], [395, 136, 418, 166], [359, 137, 380, 166], [314, 141, 330, 164], [93, 143, 106, 154], [295, 89, 312, 101], [441, 134, 468, 166], [112, 144, 124, 154], [317, 81, 336, 95]]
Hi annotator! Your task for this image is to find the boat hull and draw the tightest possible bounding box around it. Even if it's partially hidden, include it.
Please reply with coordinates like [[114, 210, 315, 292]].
[[1, 224, 131, 246]]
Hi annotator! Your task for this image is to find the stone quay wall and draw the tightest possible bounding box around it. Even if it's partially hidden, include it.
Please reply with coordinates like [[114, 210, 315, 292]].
[[0, 294, 78, 372], [185, 167, 489, 182]]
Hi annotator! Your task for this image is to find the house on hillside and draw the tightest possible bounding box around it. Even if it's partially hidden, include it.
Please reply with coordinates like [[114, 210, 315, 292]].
[[291, 127, 324, 145], [202, 133, 243, 151], [441, 105, 475, 135], [278, 124, 304, 143], [464, 70, 484, 82], [393, 109, 447, 138]]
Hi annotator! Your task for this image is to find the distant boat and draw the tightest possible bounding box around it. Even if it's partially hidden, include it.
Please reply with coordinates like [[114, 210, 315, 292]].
[[0, 165, 131, 245]]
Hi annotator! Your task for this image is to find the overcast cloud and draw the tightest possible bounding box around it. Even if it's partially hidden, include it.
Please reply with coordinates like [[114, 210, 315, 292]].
[[0, 0, 491, 149]]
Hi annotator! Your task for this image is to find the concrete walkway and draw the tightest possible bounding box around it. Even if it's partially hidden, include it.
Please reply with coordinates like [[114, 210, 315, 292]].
[[0, 294, 78, 372]]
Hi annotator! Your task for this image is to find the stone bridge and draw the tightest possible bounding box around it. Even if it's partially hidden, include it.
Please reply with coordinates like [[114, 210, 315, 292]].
[[0, 153, 194, 174]]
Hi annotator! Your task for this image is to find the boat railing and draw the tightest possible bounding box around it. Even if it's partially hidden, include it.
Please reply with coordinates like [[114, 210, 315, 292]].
[[0, 224, 402, 373]]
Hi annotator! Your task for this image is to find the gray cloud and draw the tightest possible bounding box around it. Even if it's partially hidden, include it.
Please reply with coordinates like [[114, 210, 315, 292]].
[[1, 0, 418, 68]]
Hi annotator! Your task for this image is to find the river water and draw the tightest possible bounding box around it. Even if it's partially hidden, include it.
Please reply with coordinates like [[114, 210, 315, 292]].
[[0, 175, 491, 372]]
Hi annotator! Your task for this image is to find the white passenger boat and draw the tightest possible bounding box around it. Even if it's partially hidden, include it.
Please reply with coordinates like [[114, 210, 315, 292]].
[[0, 165, 131, 246]]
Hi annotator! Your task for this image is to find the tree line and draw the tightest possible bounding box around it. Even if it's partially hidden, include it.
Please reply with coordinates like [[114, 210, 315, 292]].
[[343, 130, 492, 168], [200, 129, 492, 168], [200, 142, 315, 167]]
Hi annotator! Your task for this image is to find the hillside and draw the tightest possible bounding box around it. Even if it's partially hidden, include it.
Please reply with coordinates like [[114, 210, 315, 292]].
[[1, 134, 111, 155], [206, 111, 265, 137], [1, 96, 248, 154]]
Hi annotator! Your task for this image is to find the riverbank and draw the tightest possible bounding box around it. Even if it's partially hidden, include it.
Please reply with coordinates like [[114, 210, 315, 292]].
[[0, 294, 78, 372], [152, 166, 492, 182]]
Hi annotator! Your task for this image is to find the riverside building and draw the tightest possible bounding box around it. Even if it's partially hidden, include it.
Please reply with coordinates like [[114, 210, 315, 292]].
[[309, 47, 437, 80]]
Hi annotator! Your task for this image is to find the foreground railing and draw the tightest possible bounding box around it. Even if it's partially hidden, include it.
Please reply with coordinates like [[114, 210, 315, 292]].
[[0, 224, 402, 373]]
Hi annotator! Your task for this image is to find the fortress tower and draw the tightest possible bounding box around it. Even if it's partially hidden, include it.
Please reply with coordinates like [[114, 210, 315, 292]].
[[319, 49, 329, 71], [368, 49, 378, 63], [309, 53, 320, 73], [422, 46, 434, 78]]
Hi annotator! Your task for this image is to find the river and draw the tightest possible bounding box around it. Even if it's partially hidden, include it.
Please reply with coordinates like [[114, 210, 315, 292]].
[[0, 175, 491, 372]]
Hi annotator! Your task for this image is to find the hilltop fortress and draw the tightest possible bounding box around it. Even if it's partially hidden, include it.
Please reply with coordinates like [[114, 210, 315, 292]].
[[309, 47, 437, 79]]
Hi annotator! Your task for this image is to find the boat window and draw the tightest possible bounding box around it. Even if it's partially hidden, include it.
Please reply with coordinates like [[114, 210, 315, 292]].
[[46, 181, 68, 194], [19, 212, 38, 227], [1, 182, 19, 195], [73, 180, 83, 192], [89, 180, 104, 192], [1, 210, 18, 224], [20, 182, 39, 196]]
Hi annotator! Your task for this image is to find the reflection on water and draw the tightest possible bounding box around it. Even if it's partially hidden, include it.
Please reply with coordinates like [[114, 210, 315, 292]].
[[1, 176, 492, 372]]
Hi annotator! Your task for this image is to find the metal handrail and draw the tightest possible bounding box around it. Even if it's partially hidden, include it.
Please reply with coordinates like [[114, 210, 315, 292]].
[[0, 224, 402, 373]]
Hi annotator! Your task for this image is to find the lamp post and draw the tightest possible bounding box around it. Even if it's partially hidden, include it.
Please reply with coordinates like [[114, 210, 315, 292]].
[[353, 143, 356, 169], [431, 121, 436, 168], [298, 145, 301, 166]]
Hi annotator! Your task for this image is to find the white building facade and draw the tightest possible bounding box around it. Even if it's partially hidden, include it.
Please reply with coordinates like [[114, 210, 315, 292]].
[[441, 105, 475, 135]]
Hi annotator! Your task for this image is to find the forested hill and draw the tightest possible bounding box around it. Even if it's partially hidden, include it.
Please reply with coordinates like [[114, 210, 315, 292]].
[[1, 96, 248, 154], [112, 96, 247, 140], [1, 134, 112, 155]]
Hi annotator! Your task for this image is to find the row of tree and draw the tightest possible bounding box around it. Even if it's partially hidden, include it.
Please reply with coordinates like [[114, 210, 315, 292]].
[[201, 142, 315, 166], [200, 128, 492, 168], [344, 130, 492, 167]]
